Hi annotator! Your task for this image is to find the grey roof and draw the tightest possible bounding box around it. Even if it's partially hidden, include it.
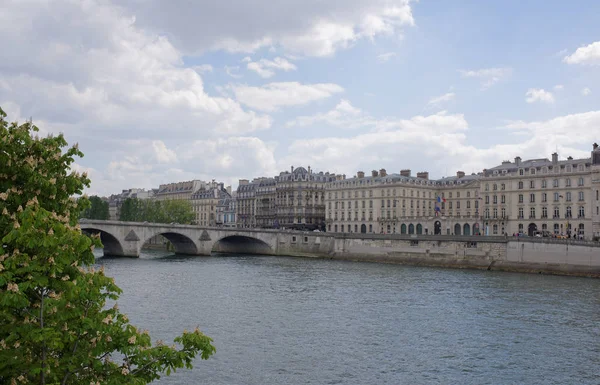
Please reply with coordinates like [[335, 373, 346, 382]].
[[484, 156, 591, 176]]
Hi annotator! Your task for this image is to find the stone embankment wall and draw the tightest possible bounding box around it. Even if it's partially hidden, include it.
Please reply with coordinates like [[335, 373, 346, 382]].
[[307, 234, 600, 278]]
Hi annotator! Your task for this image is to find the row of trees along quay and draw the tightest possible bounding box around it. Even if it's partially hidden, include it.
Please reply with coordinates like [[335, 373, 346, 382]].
[[0, 106, 216, 385], [79, 195, 195, 224]]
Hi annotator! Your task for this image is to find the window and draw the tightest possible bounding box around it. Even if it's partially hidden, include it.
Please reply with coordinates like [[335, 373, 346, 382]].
[[519, 169, 524, 176], [553, 179, 559, 187], [501, 183, 505, 190], [566, 179, 571, 187], [530, 207, 536, 219], [457, 201, 461, 209], [554, 207, 560, 218], [554, 192, 559, 202], [485, 184, 489, 191], [566, 206, 572, 218], [493, 208, 498, 218], [518, 181, 524, 189], [493, 224, 498, 234], [579, 191, 584, 201], [579, 206, 585, 218], [519, 194, 524, 203], [493, 195, 498, 204], [530, 180, 535, 188], [578, 177, 584, 186], [501, 208, 506, 218], [493, 184, 497, 191], [518, 207, 524, 218], [467, 191, 471, 197], [542, 180, 547, 188], [501, 195, 506, 204], [467, 201, 471, 208], [566, 192, 572, 202], [554, 223, 559, 234], [531, 168, 536, 175], [530, 193, 535, 203], [542, 193, 547, 202], [485, 196, 490, 204], [542, 207, 548, 218]]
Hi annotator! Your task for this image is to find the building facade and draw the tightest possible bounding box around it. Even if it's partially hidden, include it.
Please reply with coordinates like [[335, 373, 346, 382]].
[[217, 193, 237, 228], [325, 168, 482, 236], [324, 144, 600, 240], [190, 182, 231, 226], [155, 180, 206, 201], [236, 166, 338, 230]]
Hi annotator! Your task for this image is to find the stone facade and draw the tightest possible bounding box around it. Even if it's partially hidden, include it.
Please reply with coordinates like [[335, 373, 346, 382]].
[[325, 144, 600, 240], [236, 166, 338, 230], [155, 180, 206, 201], [190, 182, 231, 226], [325, 168, 482, 236]]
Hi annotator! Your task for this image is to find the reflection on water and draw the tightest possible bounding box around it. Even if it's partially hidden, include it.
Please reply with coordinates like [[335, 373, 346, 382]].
[[95, 250, 600, 385]]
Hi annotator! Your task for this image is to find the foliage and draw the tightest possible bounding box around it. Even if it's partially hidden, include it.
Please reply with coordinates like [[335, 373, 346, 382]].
[[119, 198, 194, 224], [79, 195, 109, 220], [0, 107, 215, 384]]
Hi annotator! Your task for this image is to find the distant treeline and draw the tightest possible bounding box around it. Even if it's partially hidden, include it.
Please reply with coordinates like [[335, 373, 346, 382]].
[[79, 195, 109, 220], [118, 197, 194, 224]]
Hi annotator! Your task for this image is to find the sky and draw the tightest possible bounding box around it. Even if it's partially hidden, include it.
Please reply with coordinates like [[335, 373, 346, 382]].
[[1, 0, 600, 196]]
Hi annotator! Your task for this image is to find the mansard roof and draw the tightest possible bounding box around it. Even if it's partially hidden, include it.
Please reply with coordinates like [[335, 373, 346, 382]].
[[484, 156, 591, 176]]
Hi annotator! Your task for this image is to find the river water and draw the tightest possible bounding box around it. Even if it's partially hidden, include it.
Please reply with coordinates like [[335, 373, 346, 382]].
[[96, 250, 600, 385]]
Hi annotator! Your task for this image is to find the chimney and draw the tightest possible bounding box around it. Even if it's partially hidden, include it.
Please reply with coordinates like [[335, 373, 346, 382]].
[[238, 179, 249, 185], [552, 152, 558, 164], [456, 171, 465, 178], [416, 171, 429, 180], [291, 166, 294, 173], [371, 170, 379, 177], [308, 166, 311, 174], [400, 169, 411, 177], [593, 142, 599, 150], [357, 171, 365, 178], [226, 186, 232, 194], [514, 156, 521, 166], [567, 156, 573, 160], [379, 168, 387, 177]]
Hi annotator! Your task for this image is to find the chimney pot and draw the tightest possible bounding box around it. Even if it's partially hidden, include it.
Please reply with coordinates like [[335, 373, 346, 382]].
[[379, 168, 387, 177], [514, 156, 521, 166], [400, 169, 411, 177], [371, 170, 378, 177], [357, 171, 365, 178]]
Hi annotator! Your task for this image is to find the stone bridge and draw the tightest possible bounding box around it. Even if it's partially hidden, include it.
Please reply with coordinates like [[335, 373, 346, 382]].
[[79, 219, 333, 257]]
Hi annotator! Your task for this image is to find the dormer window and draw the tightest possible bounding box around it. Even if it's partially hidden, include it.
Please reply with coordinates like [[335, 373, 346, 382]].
[[530, 168, 536, 175], [566, 165, 572, 172], [519, 168, 524, 176]]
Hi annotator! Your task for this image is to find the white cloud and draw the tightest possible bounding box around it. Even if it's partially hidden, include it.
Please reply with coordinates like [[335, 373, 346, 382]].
[[287, 99, 371, 128], [192, 64, 213, 74], [427, 92, 455, 107], [563, 41, 600, 65], [525, 88, 555, 104], [459, 67, 512, 89], [117, 0, 415, 57], [231, 82, 344, 112], [152, 140, 178, 163], [224, 65, 243, 78], [247, 57, 297, 78], [553, 84, 564, 90], [281, 107, 600, 181], [377, 52, 396, 63], [582, 87, 592, 96]]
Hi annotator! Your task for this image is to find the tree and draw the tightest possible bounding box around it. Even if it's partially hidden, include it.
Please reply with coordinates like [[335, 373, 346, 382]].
[[118, 198, 194, 225], [0, 107, 215, 384], [80, 196, 109, 220]]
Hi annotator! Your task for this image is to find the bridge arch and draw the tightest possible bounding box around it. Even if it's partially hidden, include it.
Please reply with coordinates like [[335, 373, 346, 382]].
[[141, 231, 199, 255], [212, 234, 273, 255], [81, 227, 125, 257]]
